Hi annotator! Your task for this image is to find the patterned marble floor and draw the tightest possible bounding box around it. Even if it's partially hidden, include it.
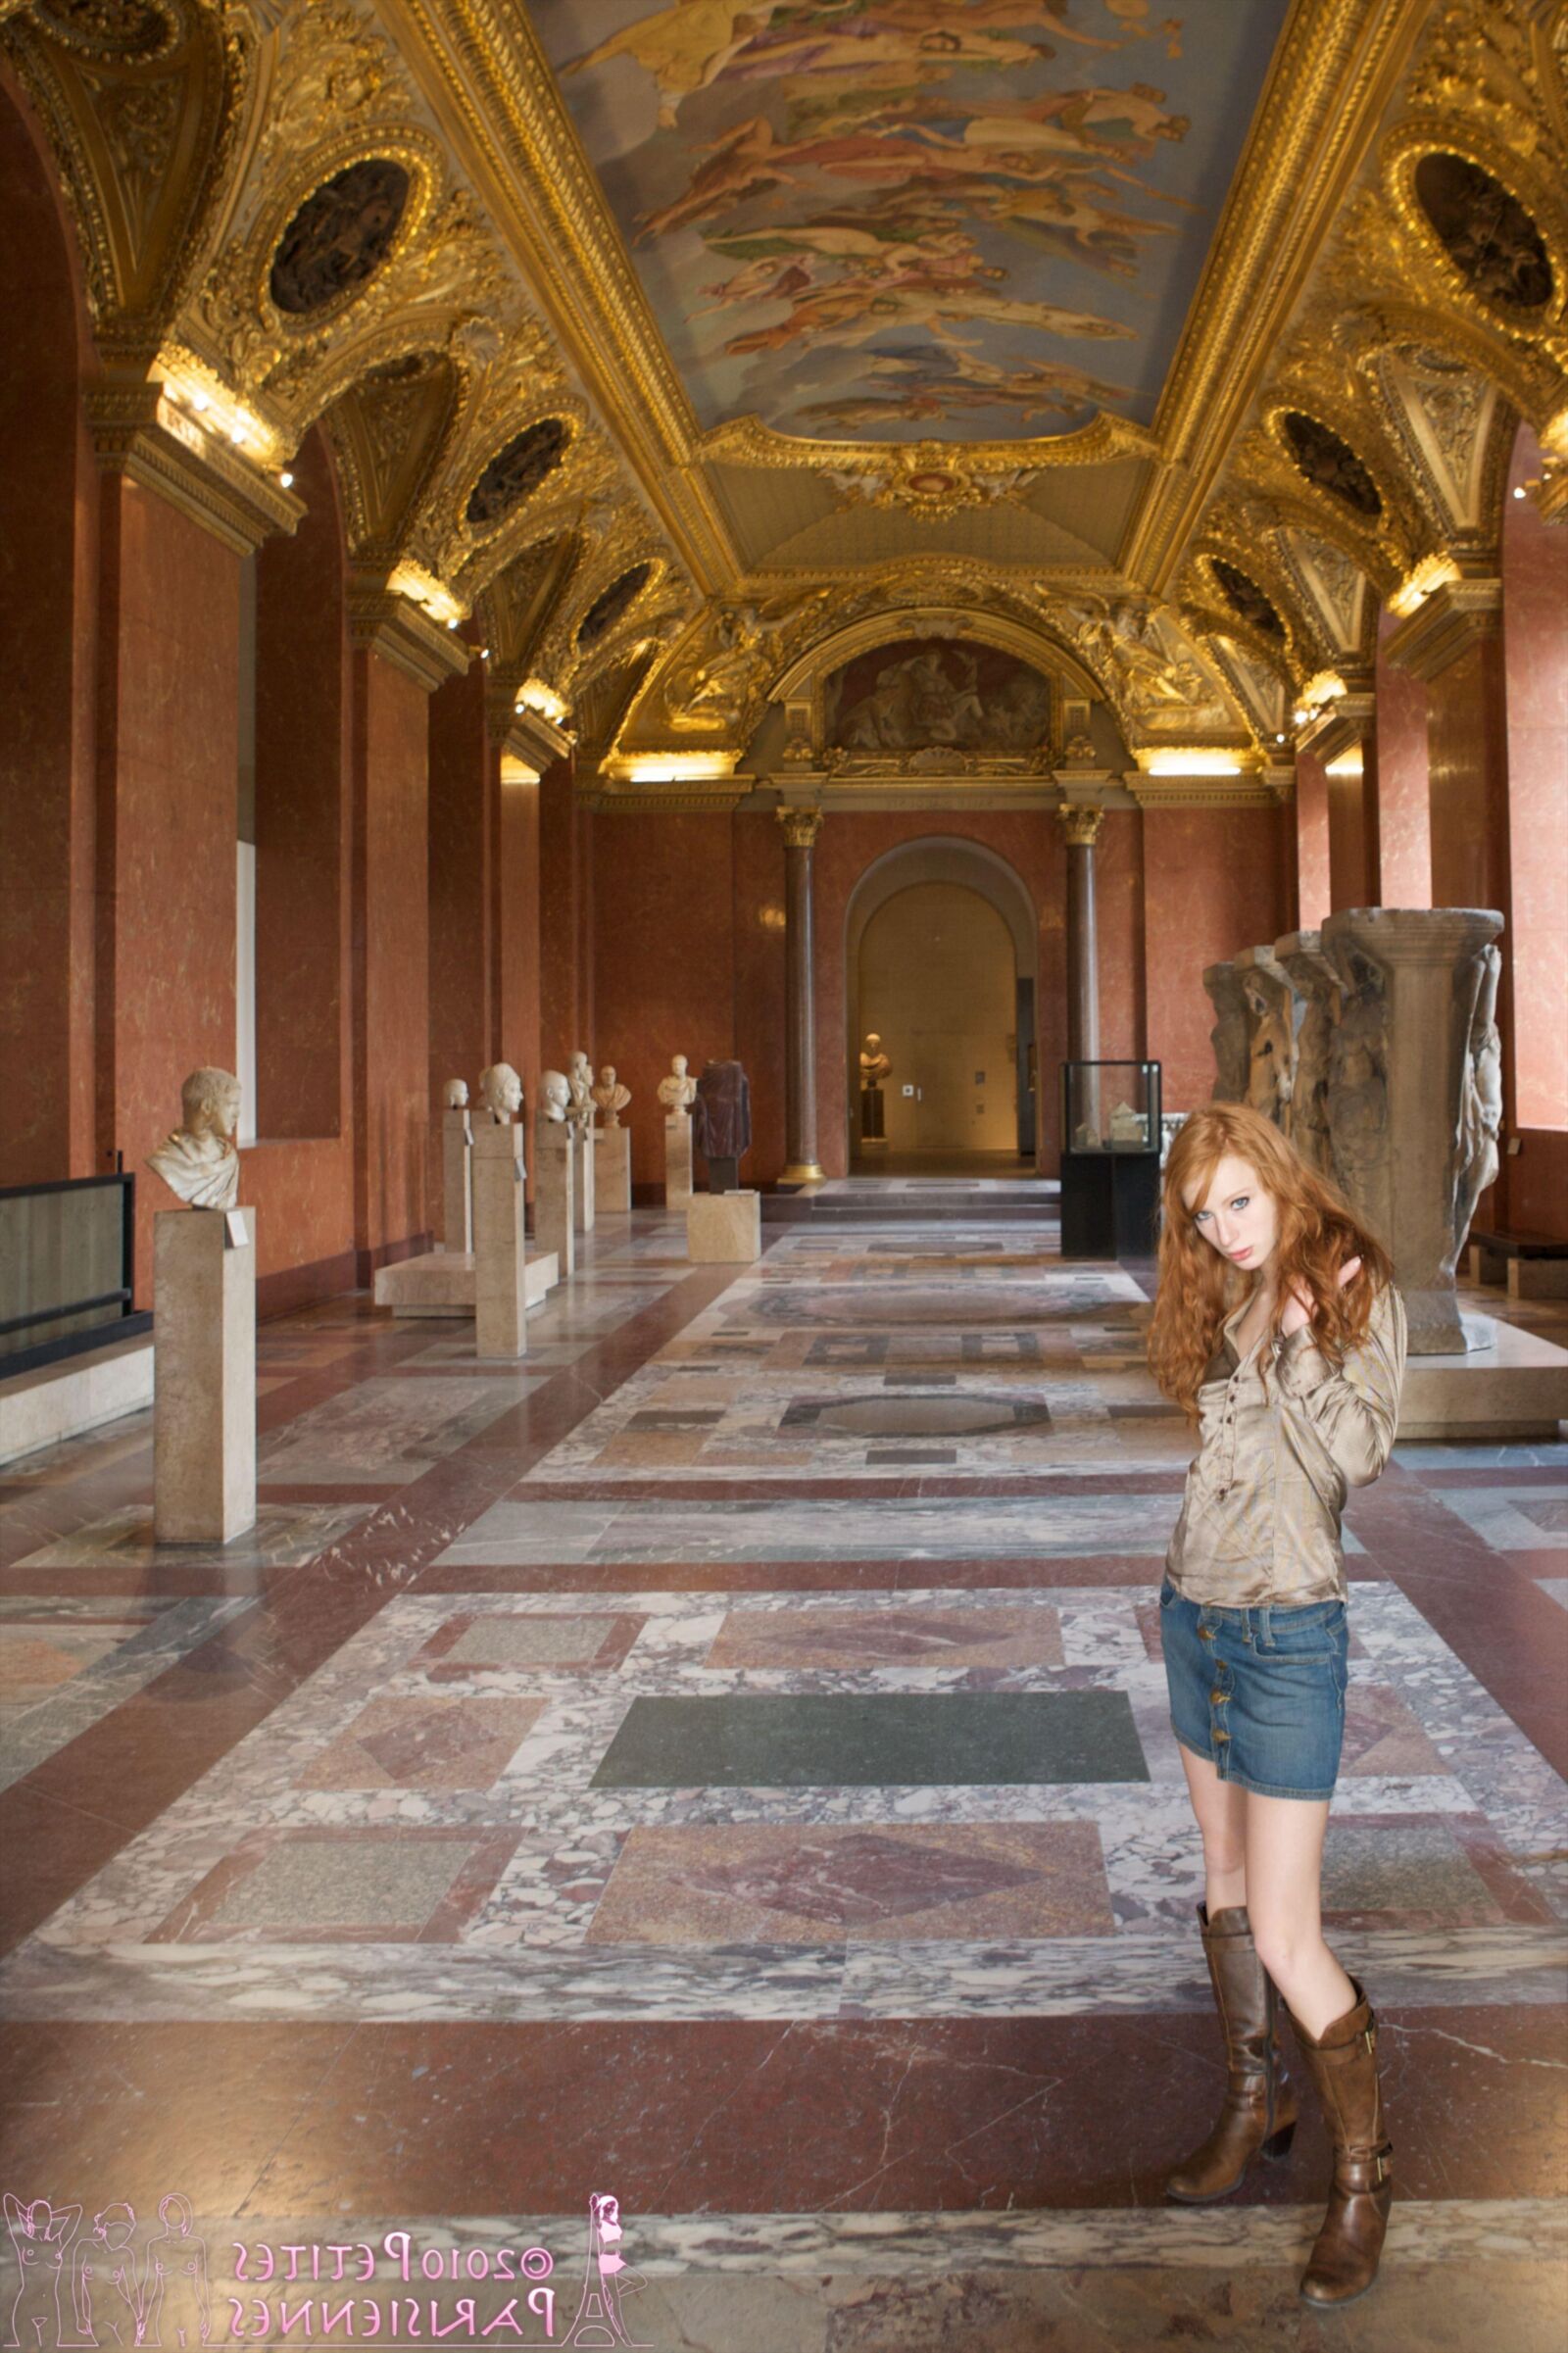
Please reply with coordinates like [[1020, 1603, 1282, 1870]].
[[1, 1199, 1564, 2351]]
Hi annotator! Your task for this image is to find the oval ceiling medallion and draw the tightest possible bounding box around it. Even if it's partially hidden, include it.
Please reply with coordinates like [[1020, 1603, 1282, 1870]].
[[1281, 413, 1383, 519], [466, 418, 570, 529], [1413, 152, 1552, 311], [577, 563, 653, 648], [35, 0, 172, 57], [270, 160, 411, 317], [1210, 559, 1284, 637]]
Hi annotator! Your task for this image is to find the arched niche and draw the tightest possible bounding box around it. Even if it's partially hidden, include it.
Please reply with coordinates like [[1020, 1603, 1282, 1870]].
[[844, 838, 1040, 1166], [770, 606, 1105, 762]]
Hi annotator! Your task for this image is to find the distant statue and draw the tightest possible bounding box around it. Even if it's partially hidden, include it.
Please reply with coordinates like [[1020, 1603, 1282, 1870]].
[[566, 1050, 594, 1132], [478, 1062, 522, 1123], [537, 1069, 571, 1124], [859, 1033, 892, 1089], [443, 1077, 469, 1108], [658, 1054, 697, 1116], [692, 1058, 752, 1193], [591, 1064, 632, 1127], [146, 1068, 242, 1209]]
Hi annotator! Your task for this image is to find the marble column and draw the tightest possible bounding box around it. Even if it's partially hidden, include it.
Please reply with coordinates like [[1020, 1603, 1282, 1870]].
[[153, 1207, 256, 1544], [1321, 906, 1503, 1353], [441, 1103, 472, 1253], [1058, 805, 1103, 1065], [1373, 610, 1433, 907], [534, 1118, 575, 1278], [778, 807, 824, 1183], [471, 1119, 527, 1359]]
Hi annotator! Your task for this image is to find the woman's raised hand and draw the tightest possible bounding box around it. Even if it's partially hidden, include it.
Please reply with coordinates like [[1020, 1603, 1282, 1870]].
[[1280, 1253, 1362, 1338]]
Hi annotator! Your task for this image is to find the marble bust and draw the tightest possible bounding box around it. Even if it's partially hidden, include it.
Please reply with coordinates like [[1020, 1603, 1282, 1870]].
[[566, 1051, 594, 1131], [657, 1054, 697, 1116], [859, 1033, 893, 1089], [591, 1064, 632, 1127], [537, 1069, 571, 1124], [146, 1067, 242, 1209], [478, 1062, 522, 1123], [443, 1078, 469, 1109]]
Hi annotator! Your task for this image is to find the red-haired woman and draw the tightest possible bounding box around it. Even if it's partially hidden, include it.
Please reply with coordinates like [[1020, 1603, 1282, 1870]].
[[1147, 1102, 1407, 2307]]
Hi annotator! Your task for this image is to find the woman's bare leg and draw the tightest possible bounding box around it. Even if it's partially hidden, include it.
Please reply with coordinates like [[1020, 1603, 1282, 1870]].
[[1244, 1793, 1356, 2035], [1177, 1743, 1249, 1914]]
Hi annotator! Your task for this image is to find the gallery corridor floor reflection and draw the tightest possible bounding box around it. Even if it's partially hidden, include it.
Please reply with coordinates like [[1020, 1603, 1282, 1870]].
[[1, 1200, 1564, 2348]]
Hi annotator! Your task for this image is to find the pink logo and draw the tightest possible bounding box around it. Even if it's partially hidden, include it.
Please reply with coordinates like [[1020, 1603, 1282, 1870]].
[[563, 2197, 647, 2348]]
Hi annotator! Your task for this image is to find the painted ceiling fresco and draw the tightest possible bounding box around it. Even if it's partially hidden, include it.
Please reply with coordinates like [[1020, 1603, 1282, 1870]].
[[531, 0, 1292, 443]]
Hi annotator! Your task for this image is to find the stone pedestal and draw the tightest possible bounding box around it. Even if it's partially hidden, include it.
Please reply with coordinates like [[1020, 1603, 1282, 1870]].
[[1322, 906, 1504, 1354], [472, 1120, 527, 1359], [153, 1206, 255, 1544], [687, 1190, 762, 1263], [534, 1120, 575, 1278], [663, 1114, 693, 1208], [573, 1128, 596, 1234], [595, 1124, 631, 1215], [441, 1105, 472, 1253]]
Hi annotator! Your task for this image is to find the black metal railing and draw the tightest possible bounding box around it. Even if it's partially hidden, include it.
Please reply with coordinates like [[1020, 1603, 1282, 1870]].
[[0, 1173, 151, 1377]]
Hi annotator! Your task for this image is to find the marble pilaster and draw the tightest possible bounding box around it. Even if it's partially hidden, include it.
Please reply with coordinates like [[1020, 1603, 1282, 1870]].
[[573, 1128, 597, 1235]]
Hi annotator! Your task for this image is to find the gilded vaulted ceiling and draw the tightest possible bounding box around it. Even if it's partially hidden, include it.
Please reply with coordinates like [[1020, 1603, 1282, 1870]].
[[3, 0, 1565, 805]]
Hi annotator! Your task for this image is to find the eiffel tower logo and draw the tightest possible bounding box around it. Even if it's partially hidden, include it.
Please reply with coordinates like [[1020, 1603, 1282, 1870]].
[[562, 2193, 648, 2348]]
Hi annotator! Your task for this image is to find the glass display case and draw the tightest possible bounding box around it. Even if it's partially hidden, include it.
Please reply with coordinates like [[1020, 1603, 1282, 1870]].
[[1061, 1059, 1161, 1154], [1059, 1060, 1162, 1258]]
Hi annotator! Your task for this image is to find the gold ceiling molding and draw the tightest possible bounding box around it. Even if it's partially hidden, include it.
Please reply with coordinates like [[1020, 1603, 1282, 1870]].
[[701, 413, 1158, 480], [1121, 0, 1438, 589]]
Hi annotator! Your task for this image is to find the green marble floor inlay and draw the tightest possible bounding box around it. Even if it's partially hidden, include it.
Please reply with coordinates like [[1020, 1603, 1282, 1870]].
[[590, 1692, 1150, 1789]]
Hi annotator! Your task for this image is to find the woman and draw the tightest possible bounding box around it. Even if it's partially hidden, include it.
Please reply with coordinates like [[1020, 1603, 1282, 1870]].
[[1146, 1102, 1407, 2307]]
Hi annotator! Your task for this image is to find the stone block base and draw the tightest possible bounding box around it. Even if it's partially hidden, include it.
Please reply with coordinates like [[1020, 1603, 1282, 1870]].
[[1397, 1315, 1568, 1440], [373, 1250, 558, 1317], [0, 1334, 153, 1469], [664, 1117, 693, 1209], [687, 1190, 762, 1264]]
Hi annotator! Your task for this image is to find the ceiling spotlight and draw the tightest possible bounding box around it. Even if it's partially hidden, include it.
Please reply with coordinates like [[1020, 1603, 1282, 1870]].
[[1512, 484, 1527, 499], [279, 469, 294, 489], [1275, 731, 1286, 743]]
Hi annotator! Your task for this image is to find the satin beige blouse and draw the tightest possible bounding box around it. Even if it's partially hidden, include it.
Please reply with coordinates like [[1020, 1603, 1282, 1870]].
[[1164, 1279, 1407, 1606]]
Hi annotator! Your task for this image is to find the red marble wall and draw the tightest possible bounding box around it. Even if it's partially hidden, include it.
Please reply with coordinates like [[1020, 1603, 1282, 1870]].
[[1096, 810, 1145, 1061], [351, 652, 431, 1273], [1502, 424, 1568, 1145], [1327, 751, 1377, 912], [592, 812, 742, 1189], [1293, 752, 1331, 931], [495, 764, 542, 1175], [427, 661, 494, 1206], [1141, 806, 1291, 1116], [0, 74, 97, 1185], [1373, 611, 1432, 907], [254, 427, 348, 1143], [97, 480, 240, 1302], [1427, 635, 1509, 915], [732, 811, 789, 1186], [540, 757, 591, 1071]]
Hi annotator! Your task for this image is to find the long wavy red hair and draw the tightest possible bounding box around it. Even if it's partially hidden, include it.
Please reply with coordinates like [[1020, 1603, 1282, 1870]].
[[1146, 1103, 1394, 1416]]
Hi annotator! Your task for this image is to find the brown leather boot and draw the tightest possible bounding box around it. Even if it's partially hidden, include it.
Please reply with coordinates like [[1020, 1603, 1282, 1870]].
[[1165, 1903, 1298, 2203], [1290, 1976, 1394, 2306]]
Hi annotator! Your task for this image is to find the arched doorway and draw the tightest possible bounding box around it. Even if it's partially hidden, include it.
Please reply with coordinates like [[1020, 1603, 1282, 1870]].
[[845, 838, 1039, 1173]]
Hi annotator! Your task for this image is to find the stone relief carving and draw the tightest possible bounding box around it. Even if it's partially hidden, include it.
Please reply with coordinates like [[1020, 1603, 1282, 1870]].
[[1275, 934, 1341, 1176], [1202, 963, 1250, 1105], [146, 1066, 242, 1209], [1454, 940, 1503, 1252]]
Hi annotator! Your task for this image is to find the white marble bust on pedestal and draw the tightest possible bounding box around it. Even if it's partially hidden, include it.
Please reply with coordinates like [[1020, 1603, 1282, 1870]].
[[658, 1054, 697, 1117], [443, 1078, 469, 1109], [146, 1067, 243, 1210], [537, 1069, 570, 1124]]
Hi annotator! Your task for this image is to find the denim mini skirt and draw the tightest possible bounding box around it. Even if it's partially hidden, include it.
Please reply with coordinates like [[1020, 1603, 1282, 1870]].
[[1159, 1579, 1348, 1800]]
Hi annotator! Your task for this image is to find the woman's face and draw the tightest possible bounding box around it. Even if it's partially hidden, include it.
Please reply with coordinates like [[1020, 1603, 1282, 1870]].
[[1181, 1151, 1279, 1275]]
